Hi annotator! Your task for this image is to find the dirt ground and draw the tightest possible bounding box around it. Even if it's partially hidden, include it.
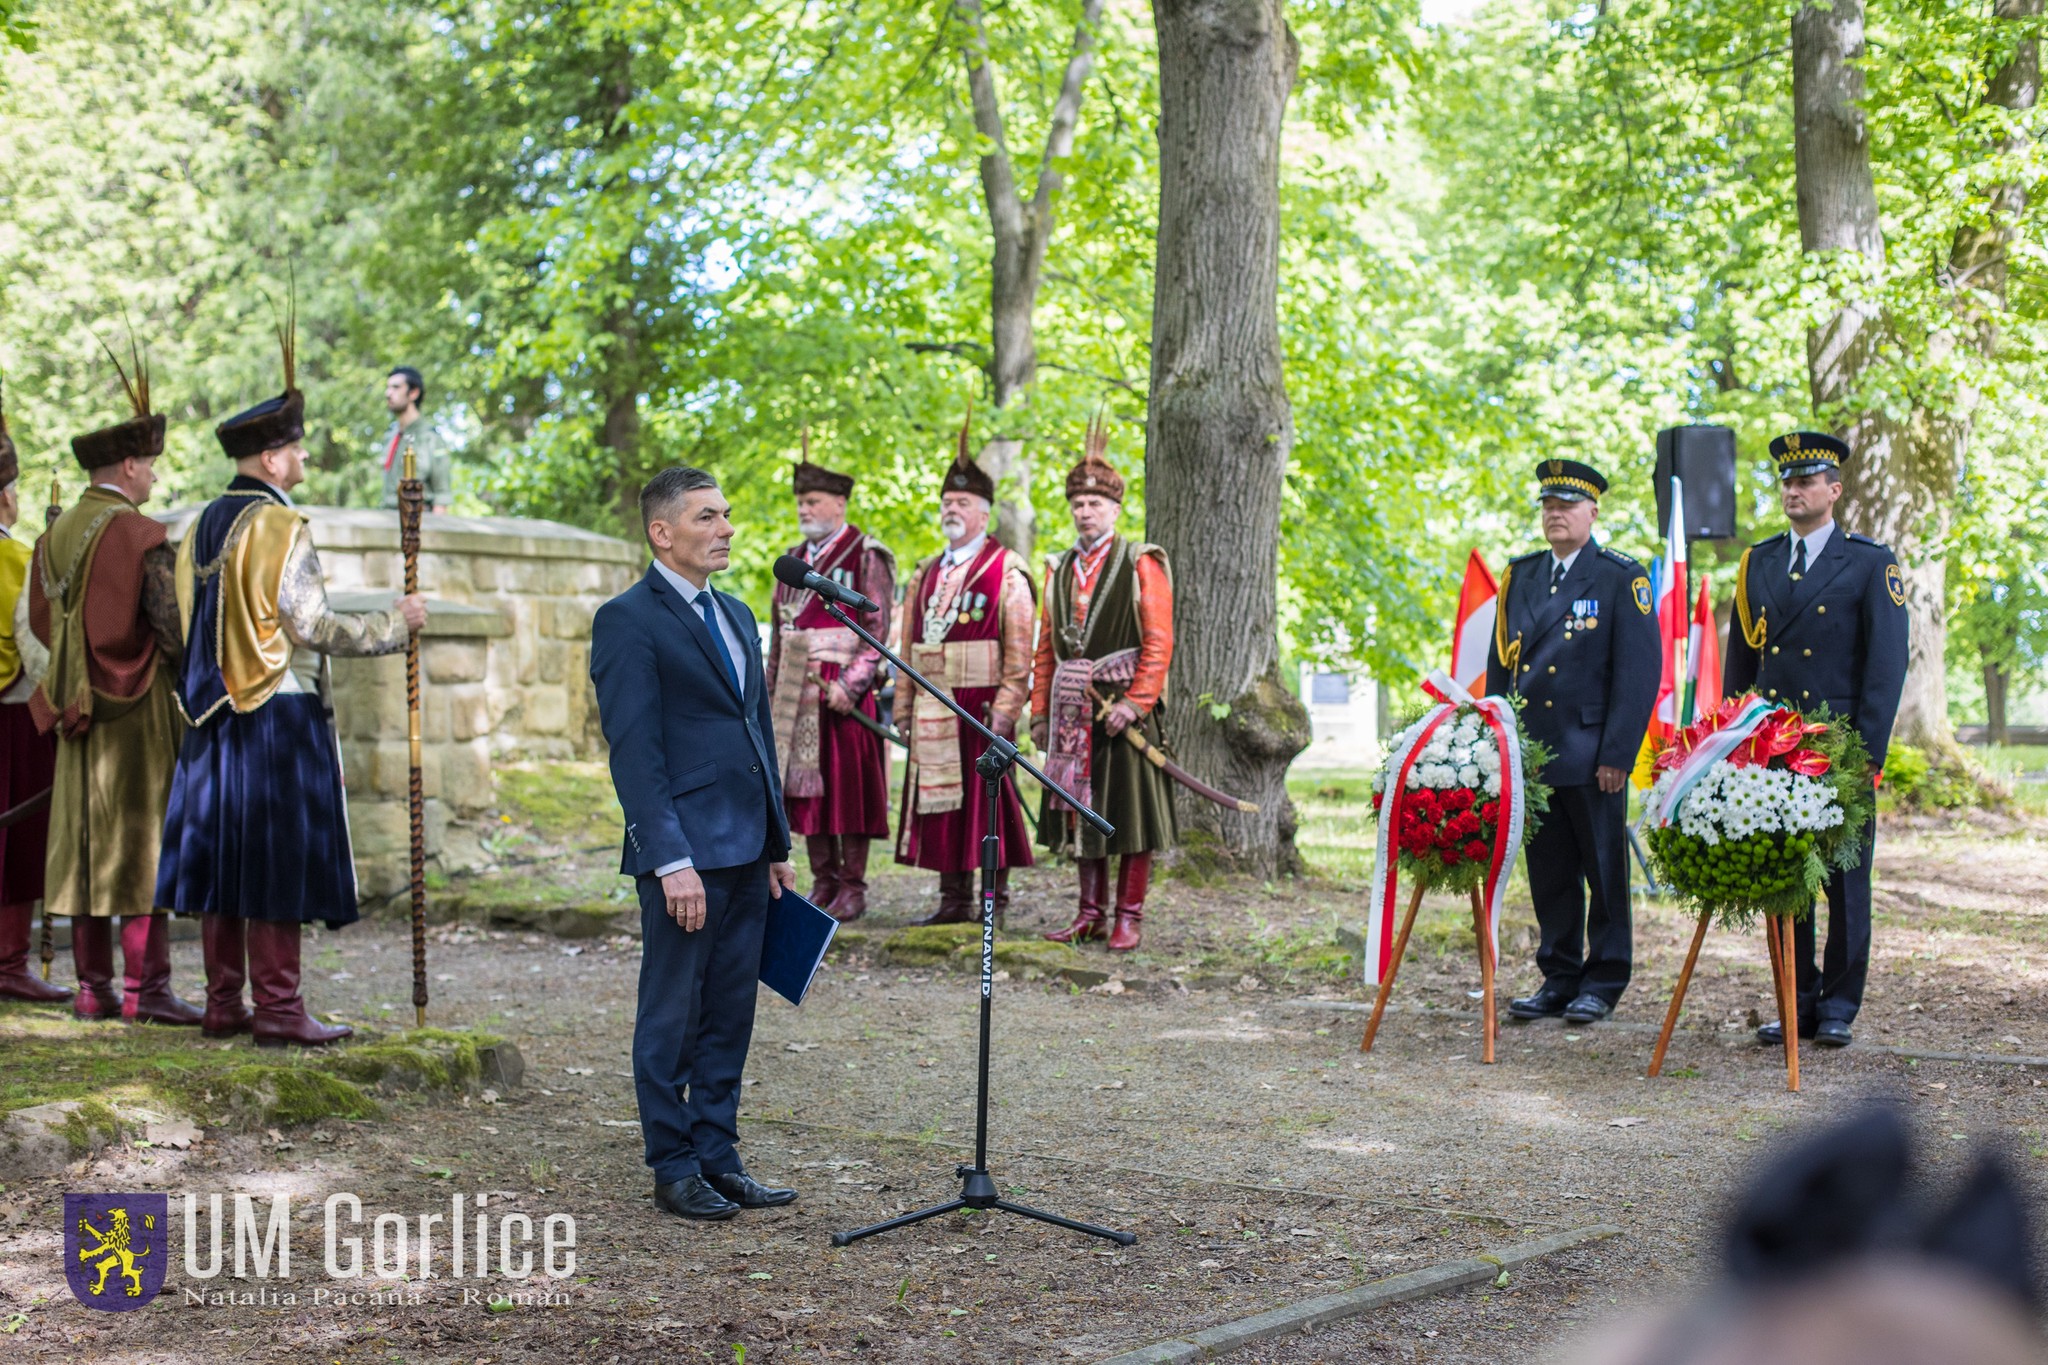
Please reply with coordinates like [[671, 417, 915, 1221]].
[[3, 805, 2044, 1363]]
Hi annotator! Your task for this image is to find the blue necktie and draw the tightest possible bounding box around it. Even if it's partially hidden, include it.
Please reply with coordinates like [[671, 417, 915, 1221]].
[[698, 592, 742, 695]]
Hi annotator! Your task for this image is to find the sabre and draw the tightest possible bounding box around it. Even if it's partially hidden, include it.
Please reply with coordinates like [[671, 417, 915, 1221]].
[[1085, 685, 1259, 813], [38, 474, 58, 980], [398, 444, 428, 1027], [807, 670, 907, 747]]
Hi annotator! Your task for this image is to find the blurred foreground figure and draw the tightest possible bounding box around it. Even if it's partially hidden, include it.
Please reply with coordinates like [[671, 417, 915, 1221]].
[[1575, 1108, 2041, 1365]]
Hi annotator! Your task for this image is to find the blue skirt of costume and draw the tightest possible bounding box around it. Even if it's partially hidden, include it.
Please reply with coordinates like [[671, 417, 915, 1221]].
[[155, 693, 360, 928]]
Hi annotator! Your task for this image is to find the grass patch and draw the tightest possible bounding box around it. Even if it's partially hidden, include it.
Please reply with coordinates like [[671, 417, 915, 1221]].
[[0, 1008, 503, 1130], [1286, 767, 1378, 883]]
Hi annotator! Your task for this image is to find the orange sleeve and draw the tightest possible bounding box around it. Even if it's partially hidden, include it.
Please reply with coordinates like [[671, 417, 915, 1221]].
[[1029, 566, 1057, 722], [1124, 551, 1174, 715]]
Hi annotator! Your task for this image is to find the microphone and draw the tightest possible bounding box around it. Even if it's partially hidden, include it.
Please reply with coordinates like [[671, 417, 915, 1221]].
[[773, 553, 880, 613]]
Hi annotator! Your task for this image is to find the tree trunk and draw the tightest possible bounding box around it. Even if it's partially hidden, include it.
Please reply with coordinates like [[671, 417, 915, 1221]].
[[1145, 0, 1309, 876], [1790, 0, 1944, 752], [958, 0, 1104, 563], [1982, 654, 2009, 746]]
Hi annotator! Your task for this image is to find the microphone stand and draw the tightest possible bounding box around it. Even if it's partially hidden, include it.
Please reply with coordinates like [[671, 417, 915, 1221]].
[[817, 599, 1134, 1249]]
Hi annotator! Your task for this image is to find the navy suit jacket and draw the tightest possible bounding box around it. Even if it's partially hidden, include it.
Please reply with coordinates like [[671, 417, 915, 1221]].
[[1485, 539, 1661, 788], [1723, 529, 1908, 771], [590, 564, 791, 875]]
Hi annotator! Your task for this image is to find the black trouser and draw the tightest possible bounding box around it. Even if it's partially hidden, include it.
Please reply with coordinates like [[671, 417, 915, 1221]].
[[631, 854, 770, 1182], [1524, 782, 1632, 1004], [1794, 817, 1874, 1025]]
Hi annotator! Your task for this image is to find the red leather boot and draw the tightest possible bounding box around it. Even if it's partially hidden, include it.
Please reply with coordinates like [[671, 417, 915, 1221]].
[[829, 837, 868, 923], [805, 834, 842, 914], [200, 915, 253, 1037], [0, 902, 72, 1004], [1045, 859, 1109, 944], [914, 871, 976, 926], [70, 917, 121, 1019], [1107, 853, 1152, 953], [121, 914, 203, 1025], [247, 919, 352, 1048]]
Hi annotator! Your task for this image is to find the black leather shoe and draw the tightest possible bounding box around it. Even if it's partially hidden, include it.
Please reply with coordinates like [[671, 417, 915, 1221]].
[[652, 1175, 740, 1222], [1507, 986, 1573, 1020], [706, 1169, 799, 1209], [1755, 1018, 1817, 1045], [1814, 1020, 1853, 1049], [1561, 993, 1613, 1024]]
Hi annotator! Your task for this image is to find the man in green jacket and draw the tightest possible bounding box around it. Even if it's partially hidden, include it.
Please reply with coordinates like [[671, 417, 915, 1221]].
[[375, 366, 452, 512]]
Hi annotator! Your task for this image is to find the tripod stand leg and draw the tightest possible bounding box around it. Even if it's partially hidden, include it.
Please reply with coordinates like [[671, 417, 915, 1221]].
[[994, 1200, 1135, 1246], [831, 1199, 968, 1248], [1360, 880, 1423, 1053]]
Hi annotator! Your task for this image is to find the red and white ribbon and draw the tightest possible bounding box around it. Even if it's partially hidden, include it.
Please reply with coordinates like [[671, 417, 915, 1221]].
[[1364, 673, 1526, 986]]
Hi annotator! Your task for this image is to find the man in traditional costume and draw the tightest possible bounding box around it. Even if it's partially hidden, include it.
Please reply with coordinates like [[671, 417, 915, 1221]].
[[26, 346, 197, 1023], [765, 454, 895, 923], [157, 325, 427, 1046], [895, 424, 1035, 925], [1030, 423, 1176, 952], [0, 388, 71, 1004]]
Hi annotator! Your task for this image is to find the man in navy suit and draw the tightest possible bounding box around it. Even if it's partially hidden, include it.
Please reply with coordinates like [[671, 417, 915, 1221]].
[[590, 465, 800, 1222]]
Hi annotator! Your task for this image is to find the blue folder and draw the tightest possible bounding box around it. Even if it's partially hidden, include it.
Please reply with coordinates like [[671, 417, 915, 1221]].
[[759, 890, 838, 1006]]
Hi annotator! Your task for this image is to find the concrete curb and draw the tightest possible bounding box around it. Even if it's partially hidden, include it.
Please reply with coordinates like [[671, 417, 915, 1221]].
[[1093, 1223, 1623, 1365]]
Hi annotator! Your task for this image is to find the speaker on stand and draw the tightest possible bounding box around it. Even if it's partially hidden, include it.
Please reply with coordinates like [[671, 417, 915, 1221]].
[[1653, 424, 1738, 542]]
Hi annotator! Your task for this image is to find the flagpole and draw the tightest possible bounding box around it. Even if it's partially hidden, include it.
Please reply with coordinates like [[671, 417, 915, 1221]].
[[38, 476, 58, 981]]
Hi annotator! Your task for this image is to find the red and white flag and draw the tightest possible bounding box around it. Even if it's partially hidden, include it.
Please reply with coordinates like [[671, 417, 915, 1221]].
[[1449, 550, 1497, 698], [1650, 476, 1690, 736], [1687, 574, 1722, 723]]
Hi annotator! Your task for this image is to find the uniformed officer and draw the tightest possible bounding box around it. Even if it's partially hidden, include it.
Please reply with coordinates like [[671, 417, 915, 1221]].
[[1486, 459, 1660, 1025], [1724, 431, 1907, 1050]]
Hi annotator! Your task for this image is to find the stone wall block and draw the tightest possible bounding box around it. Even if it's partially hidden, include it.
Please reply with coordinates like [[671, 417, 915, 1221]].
[[440, 740, 493, 813], [426, 638, 488, 685], [523, 686, 569, 736], [449, 685, 491, 741]]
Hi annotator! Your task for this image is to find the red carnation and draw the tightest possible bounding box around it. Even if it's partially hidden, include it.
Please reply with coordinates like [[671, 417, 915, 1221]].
[[1479, 801, 1499, 824], [1463, 839, 1489, 862], [1439, 848, 1458, 866]]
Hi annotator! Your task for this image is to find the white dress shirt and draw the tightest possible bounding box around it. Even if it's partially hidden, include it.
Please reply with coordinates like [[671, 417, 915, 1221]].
[[648, 557, 750, 877], [941, 531, 988, 570], [1790, 521, 1835, 573]]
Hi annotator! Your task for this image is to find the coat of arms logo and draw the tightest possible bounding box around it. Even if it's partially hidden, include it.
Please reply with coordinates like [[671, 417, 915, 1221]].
[[64, 1193, 169, 1311]]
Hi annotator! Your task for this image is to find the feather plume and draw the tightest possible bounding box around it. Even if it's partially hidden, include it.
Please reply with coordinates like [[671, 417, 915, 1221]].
[[0, 373, 9, 438], [261, 262, 298, 392], [955, 397, 974, 464], [92, 322, 151, 420], [1085, 405, 1109, 464], [800, 424, 810, 462]]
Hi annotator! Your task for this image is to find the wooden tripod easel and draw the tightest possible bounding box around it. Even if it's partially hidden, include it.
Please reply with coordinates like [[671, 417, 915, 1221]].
[[1358, 881, 1497, 1064], [1648, 909, 1801, 1092]]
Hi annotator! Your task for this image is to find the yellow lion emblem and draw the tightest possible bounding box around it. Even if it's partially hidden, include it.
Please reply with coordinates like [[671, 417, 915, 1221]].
[[76, 1207, 151, 1298]]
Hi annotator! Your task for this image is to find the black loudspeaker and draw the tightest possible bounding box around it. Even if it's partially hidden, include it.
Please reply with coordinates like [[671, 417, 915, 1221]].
[[1654, 424, 1738, 541]]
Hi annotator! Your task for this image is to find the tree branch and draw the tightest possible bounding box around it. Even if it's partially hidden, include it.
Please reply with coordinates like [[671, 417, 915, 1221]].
[[957, 0, 1025, 246], [1030, 0, 1106, 226]]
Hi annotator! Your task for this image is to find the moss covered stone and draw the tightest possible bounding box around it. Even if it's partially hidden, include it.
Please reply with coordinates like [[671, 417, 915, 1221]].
[[880, 922, 987, 966]]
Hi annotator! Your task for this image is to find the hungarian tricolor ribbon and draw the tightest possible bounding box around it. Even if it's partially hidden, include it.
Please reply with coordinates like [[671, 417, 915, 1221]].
[[1365, 672, 1527, 986], [1636, 693, 1777, 834]]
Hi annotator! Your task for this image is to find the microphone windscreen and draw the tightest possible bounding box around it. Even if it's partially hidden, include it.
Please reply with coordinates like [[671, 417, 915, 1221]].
[[771, 554, 812, 589]]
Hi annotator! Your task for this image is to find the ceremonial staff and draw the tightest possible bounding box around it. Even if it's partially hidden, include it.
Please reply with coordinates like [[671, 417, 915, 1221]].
[[398, 444, 428, 1026], [38, 475, 58, 981]]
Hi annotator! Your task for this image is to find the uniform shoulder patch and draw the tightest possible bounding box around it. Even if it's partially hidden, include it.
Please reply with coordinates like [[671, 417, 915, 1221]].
[[1509, 548, 1548, 567], [1601, 547, 1641, 568], [1632, 575, 1652, 614], [1884, 562, 1905, 606], [1847, 532, 1893, 552]]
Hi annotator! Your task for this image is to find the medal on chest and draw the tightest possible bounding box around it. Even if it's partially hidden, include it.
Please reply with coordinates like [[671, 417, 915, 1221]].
[[1564, 598, 1599, 636]]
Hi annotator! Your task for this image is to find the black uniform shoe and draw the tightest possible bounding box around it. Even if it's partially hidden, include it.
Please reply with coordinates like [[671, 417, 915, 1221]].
[[653, 1175, 741, 1222], [1561, 993, 1613, 1024], [1755, 1018, 1817, 1045], [1814, 1020, 1853, 1049], [1507, 985, 1574, 1020], [706, 1169, 799, 1209]]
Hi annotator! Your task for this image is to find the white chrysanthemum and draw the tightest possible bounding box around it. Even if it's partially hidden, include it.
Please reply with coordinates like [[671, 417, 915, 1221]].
[[1456, 763, 1481, 787]]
